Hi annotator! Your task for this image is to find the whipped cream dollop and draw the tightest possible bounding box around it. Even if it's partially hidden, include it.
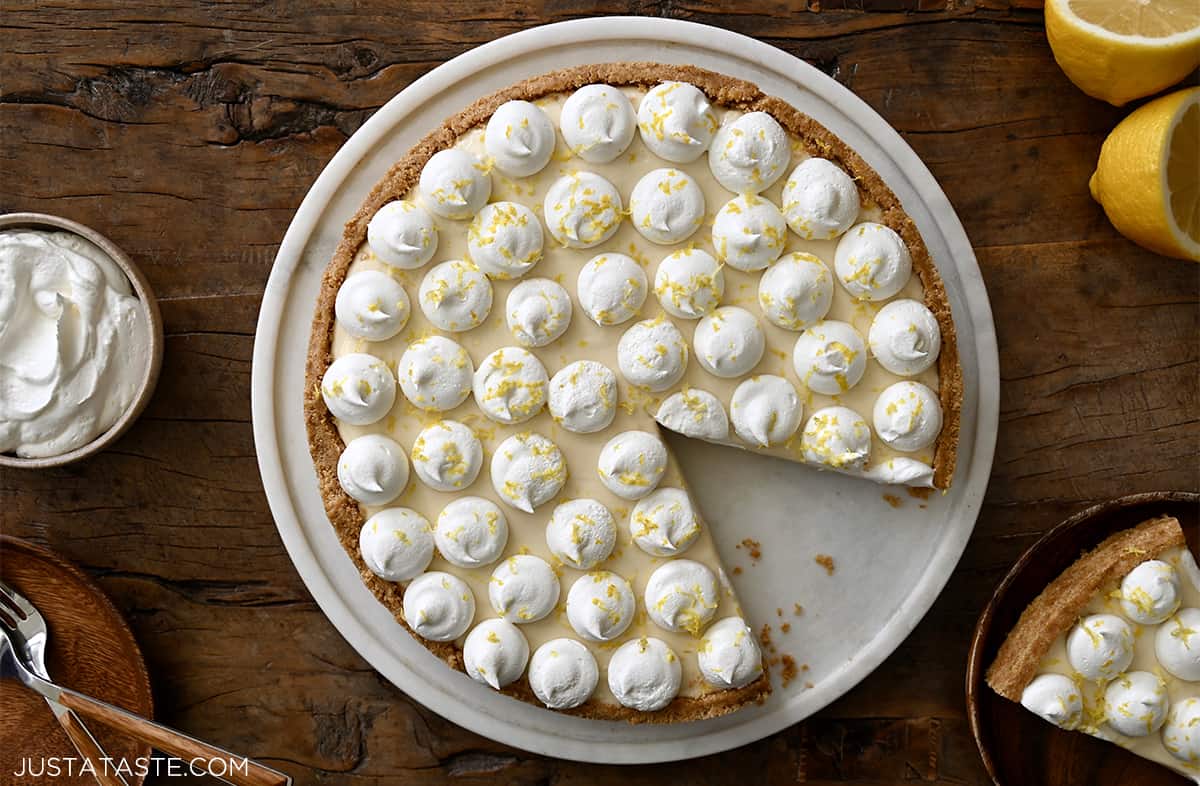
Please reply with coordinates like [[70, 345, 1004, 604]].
[[630, 487, 701, 557], [645, 559, 719, 636], [868, 298, 941, 377], [654, 248, 724, 319], [418, 149, 491, 220], [484, 100, 556, 178], [709, 111, 790, 194], [630, 168, 706, 245], [577, 252, 647, 326], [463, 618, 529, 689], [835, 222, 912, 301], [1104, 671, 1169, 737], [698, 616, 764, 689], [545, 498, 617, 570], [418, 259, 493, 332], [597, 429, 668, 500], [801, 406, 872, 471], [491, 431, 567, 513], [712, 194, 787, 272], [781, 157, 860, 240], [694, 306, 765, 378], [617, 316, 689, 391], [543, 171, 623, 248], [560, 84, 636, 164], [1119, 559, 1182, 625], [528, 638, 599, 710], [403, 571, 475, 642], [793, 319, 867, 395], [467, 201, 544, 280], [411, 419, 483, 492], [758, 252, 833, 330], [565, 570, 636, 642], [608, 637, 682, 711], [358, 508, 434, 582], [488, 554, 560, 624], [434, 496, 508, 568], [0, 230, 150, 458], [1163, 697, 1200, 764], [472, 347, 548, 425], [366, 200, 438, 269], [397, 336, 473, 411], [506, 278, 571, 347], [337, 434, 409, 507], [1156, 607, 1200, 681], [321, 353, 396, 426], [873, 381, 942, 453], [730, 374, 802, 448], [1066, 613, 1134, 681], [636, 82, 718, 164], [1019, 673, 1082, 730], [656, 387, 729, 441], [865, 457, 935, 487], [335, 270, 410, 342], [548, 360, 618, 434]]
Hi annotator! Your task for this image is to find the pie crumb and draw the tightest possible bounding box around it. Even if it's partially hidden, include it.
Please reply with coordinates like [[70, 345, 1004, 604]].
[[908, 487, 934, 500], [883, 493, 902, 508], [780, 622, 791, 633], [780, 655, 798, 687], [738, 538, 762, 562], [793, 603, 804, 616], [814, 554, 836, 575]]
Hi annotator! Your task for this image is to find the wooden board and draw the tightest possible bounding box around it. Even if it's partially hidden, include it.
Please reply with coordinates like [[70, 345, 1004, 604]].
[[1, 2, 1197, 783]]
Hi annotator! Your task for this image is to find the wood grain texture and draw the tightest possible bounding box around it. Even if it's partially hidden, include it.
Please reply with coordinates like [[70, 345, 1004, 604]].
[[1, 2, 1197, 784]]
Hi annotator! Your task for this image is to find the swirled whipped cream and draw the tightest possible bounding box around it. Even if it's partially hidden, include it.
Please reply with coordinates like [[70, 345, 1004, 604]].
[[463, 618, 529, 689], [617, 316, 689, 391], [645, 559, 719, 636], [566, 570, 636, 642], [548, 360, 617, 434], [597, 429, 668, 500], [636, 82, 718, 164], [1119, 559, 1182, 625], [366, 200, 438, 269], [873, 381, 942, 453], [835, 222, 912, 301], [359, 508, 434, 582], [545, 498, 617, 570], [630, 168, 706, 245], [560, 84, 636, 164], [577, 252, 647, 326], [338, 434, 409, 507], [609, 637, 682, 711], [543, 171, 623, 248], [489, 554, 560, 623], [630, 487, 701, 557], [1019, 673, 1082, 730], [868, 298, 941, 377], [656, 387, 729, 441], [411, 419, 483, 491], [781, 157, 860, 240], [403, 571, 475, 642], [712, 194, 787, 272], [529, 638, 599, 709], [1105, 671, 1169, 737], [418, 259, 492, 332], [397, 335, 473, 411], [335, 270, 410, 342], [698, 617, 764, 689], [730, 374, 802, 448], [472, 347, 548, 425], [1164, 698, 1200, 763], [709, 111, 790, 194], [793, 319, 867, 395], [418, 149, 491, 219], [865, 457, 935, 487], [321, 353, 396, 426], [1066, 613, 1134, 681], [490, 431, 567, 513], [434, 496, 508, 568], [694, 306, 765, 378], [758, 252, 833, 330], [485, 100, 556, 177], [653, 248, 724, 319], [801, 406, 871, 471], [505, 278, 571, 347], [467, 201, 544, 280], [0, 230, 150, 458], [1156, 608, 1200, 681]]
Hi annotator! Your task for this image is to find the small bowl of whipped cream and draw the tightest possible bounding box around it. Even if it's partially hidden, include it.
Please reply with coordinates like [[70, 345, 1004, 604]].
[[0, 212, 163, 468]]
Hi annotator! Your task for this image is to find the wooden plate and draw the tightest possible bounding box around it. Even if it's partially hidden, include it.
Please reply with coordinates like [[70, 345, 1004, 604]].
[[966, 491, 1200, 786], [0, 537, 153, 786]]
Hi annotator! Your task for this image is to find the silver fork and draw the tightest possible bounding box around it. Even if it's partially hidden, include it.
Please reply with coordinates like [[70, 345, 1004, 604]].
[[0, 580, 291, 786]]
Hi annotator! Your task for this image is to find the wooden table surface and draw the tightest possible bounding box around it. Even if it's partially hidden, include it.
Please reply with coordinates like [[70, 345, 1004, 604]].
[[3, 2, 1198, 784]]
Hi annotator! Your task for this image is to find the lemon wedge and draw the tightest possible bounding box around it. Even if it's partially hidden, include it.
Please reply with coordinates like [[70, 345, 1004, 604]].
[[1046, 0, 1200, 106], [1090, 87, 1200, 261]]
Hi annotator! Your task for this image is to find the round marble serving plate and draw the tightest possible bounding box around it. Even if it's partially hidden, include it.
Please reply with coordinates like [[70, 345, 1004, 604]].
[[252, 17, 999, 763], [967, 491, 1200, 786]]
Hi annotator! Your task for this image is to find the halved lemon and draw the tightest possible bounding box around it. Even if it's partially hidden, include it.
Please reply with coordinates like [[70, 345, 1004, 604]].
[[1046, 0, 1200, 106], [1090, 87, 1200, 261]]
